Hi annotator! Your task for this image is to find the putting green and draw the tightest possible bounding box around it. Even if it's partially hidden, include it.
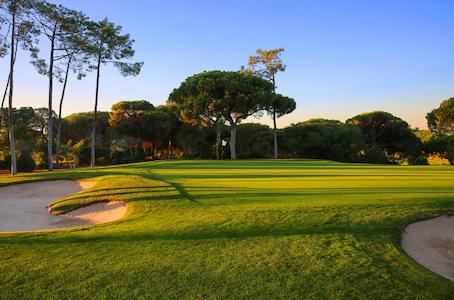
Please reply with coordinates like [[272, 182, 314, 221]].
[[0, 160, 453, 298]]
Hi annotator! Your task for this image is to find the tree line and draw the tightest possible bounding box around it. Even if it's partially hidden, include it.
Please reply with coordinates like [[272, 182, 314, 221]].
[[0, 96, 452, 171], [0, 0, 142, 175]]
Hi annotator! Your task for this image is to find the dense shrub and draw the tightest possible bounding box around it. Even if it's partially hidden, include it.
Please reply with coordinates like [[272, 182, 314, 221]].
[[174, 125, 213, 159], [415, 130, 453, 165], [362, 147, 392, 164], [32, 150, 47, 169], [447, 137, 454, 165], [407, 154, 429, 165], [347, 111, 423, 161], [236, 123, 273, 159], [16, 150, 35, 172], [0, 151, 10, 170], [281, 119, 365, 162]]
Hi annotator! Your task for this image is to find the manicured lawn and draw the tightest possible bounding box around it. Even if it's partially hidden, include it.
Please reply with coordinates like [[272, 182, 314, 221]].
[[0, 160, 453, 299]]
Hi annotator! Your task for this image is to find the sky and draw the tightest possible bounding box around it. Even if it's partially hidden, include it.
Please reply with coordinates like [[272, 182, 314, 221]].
[[1, 0, 454, 129]]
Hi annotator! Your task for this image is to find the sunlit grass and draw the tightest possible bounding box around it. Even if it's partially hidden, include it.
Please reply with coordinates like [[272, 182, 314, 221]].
[[0, 159, 453, 298]]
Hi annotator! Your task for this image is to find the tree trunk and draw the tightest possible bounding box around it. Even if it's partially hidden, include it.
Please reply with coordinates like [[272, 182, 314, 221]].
[[47, 24, 57, 171], [1, 37, 18, 137], [229, 123, 237, 159], [1, 74, 10, 134], [56, 55, 72, 166], [272, 75, 278, 159], [215, 122, 221, 159], [91, 55, 102, 168], [168, 139, 172, 158], [0, 71, 10, 134], [8, 10, 17, 175]]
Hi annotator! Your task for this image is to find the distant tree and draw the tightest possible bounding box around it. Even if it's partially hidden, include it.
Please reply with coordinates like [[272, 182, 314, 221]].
[[0, 0, 39, 175], [0, 34, 17, 133], [109, 100, 154, 155], [271, 93, 296, 139], [31, 106, 56, 138], [168, 71, 226, 159], [109, 100, 154, 139], [31, 1, 88, 170], [0, 8, 7, 56], [346, 111, 421, 161], [109, 101, 173, 158], [0, 106, 55, 171], [63, 112, 95, 142], [245, 48, 295, 159], [83, 18, 143, 167], [415, 129, 454, 165], [146, 106, 173, 157], [169, 71, 273, 159], [1, 7, 12, 130], [281, 119, 365, 162], [174, 123, 212, 159], [219, 72, 273, 159], [54, 48, 90, 166], [0, 19, 39, 133], [236, 123, 273, 158], [62, 111, 113, 165], [447, 137, 454, 165], [426, 97, 454, 135]]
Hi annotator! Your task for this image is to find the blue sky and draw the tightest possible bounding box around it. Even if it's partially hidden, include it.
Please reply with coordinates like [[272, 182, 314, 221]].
[[2, 0, 454, 128]]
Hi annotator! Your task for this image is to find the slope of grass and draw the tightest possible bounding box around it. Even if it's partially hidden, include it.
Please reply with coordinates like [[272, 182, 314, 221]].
[[0, 159, 453, 299]]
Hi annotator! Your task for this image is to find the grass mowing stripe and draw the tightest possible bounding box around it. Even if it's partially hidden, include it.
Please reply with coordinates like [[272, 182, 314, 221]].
[[0, 159, 453, 299]]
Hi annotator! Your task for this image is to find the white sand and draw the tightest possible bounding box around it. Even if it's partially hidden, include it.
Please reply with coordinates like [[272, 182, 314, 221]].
[[402, 215, 454, 281], [60, 201, 127, 225], [0, 180, 127, 232]]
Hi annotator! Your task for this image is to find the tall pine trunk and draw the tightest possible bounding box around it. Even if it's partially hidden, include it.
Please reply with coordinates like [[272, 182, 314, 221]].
[[90, 54, 102, 167], [47, 24, 57, 171], [56, 55, 72, 166], [1, 70, 11, 134], [1, 71, 10, 134], [229, 123, 237, 159], [272, 76, 278, 159], [1, 38, 18, 136], [0, 39, 18, 137], [8, 10, 17, 175]]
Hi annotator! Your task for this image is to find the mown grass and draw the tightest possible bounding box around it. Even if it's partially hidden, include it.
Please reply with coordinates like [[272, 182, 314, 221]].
[[0, 159, 453, 299]]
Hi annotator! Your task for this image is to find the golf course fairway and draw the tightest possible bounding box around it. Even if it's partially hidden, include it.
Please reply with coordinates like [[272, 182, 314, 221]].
[[0, 159, 453, 298]]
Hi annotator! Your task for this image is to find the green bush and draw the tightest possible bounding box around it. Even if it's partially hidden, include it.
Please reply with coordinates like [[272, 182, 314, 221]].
[[236, 124, 273, 159], [131, 147, 147, 162], [0, 149, 35, 172], [17, 150, 35, 172], [363, 148, 392, 164], [32, 150, 47, 169], [447, 137, 454, 165], [407, 154, 429, 165], [0, 153, 10, 170], [281, 119, 365, 162]]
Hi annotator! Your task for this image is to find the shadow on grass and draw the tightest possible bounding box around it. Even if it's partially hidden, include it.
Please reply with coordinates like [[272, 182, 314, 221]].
[[1, 161, 454, 245], [142, 170, 197, 202], [0, 168, 196, 203], [4, 221, 400, 245]]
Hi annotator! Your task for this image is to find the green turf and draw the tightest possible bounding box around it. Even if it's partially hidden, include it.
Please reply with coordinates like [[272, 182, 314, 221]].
[[0, 159, 453, 299]]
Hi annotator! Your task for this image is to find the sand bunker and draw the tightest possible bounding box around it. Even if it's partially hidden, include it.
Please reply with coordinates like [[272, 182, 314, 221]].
[[402, 215, 454, 281], [0, 180, 127, 232]]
